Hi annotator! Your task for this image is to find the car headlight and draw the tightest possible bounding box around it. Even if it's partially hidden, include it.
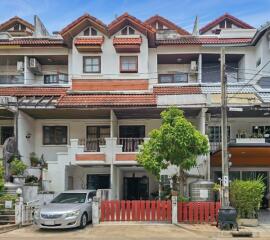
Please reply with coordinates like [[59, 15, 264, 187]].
[[65, 210, 80, 218]]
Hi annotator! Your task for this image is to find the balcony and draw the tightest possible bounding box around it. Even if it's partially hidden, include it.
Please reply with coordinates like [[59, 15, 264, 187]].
[[79, 138, 106, 152], [117, 138, 145, 152]]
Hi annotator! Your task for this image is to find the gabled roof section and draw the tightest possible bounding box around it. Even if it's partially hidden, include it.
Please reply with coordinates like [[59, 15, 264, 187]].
[[200, 13, 254, 34], [108, 13, 156, 47], [0, 16, 34, 31], [60, 13, 108, 47], [145, 15, 190, 35]]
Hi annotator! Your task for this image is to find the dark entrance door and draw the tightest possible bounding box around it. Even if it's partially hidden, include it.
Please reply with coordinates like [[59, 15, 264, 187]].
[[124, 176, 149, 200]]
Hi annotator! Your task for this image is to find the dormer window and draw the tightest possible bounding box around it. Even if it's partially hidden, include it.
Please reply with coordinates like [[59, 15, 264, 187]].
[[13, 23, 26, 31], [121, 26, 135, 35], [83, 27, 98, 36]]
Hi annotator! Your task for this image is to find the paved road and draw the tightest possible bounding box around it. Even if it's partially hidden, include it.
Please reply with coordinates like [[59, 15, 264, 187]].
[[0, 224, 267, 240]]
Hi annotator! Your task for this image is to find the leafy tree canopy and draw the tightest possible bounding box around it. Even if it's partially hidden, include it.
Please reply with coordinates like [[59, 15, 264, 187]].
[[137, 107, 209, 180]]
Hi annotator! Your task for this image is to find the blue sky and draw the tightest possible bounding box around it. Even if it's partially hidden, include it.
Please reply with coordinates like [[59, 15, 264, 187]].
[[0, 0, 270, 33]]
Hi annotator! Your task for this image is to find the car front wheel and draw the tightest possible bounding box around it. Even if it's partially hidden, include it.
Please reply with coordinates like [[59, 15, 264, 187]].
[[80, 213, 88, 229]]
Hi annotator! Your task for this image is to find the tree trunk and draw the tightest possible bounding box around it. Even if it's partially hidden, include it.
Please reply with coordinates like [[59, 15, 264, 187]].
[[179, 168, 185, 197]]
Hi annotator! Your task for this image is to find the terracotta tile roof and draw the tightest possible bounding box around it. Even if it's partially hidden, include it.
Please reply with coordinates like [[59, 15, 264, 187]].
[[156, 37, 252, 45], [0, 87, 68, 96], [74, 37, 104, 46], [113, 37, 142, 45], [145, 15, 190, 35], [108, 13, 156, 34], [153, 86, 202, 95], [0, 38, 65, 46], [200, 13, 254, 34], [58, 94, 156, 107], [0, 16, 34, 31], [60, 13, 107, 35]]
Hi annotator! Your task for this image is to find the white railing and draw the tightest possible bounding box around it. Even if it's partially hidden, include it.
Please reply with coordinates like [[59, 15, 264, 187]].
[[117, 138, 144, 152]]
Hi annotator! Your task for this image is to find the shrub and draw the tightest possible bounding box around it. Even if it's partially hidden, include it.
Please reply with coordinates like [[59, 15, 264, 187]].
[[10, 159, 27, 176], [230, 178, 265, 219], [29, 152, 39, 167], [25, 175, 39, 185], [0, 163, 4, 195]]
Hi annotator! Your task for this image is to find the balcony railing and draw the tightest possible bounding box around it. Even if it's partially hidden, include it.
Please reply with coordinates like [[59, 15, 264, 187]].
[[117, 138, 144, 152], [79, 138, 106, 152], [0, 75, 24, 84]]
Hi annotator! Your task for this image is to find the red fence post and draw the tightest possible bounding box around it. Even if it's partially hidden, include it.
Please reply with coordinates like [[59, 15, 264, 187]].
[[146, 201, 150, 221], [151, 201, 156, 221], [105, 201, 110, 221], [210, 202, 215, 223], [199, 202, 204, 224], [156, 201, 161, 221], [204, 202, 209, 223], [167, 200, 172, 222], [193, 202, 198, 223], [183, 203, 188, 222], [121, 200, 126, 221], [178, 202, 183, 222], [101, 201, 105, 222], [136, 201, 141, 221], [126, 201, 131, 221], [110, 201, 115, 221], [140, 201, 145, 221], [189, 202, 194, 223], [115, 201, 120, 221], [132, 201, 136, 221]]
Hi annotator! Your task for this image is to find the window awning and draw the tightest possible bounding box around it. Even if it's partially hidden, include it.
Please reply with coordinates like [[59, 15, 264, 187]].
[[113, 36, 142, 53], [74, 36, 104, 52]]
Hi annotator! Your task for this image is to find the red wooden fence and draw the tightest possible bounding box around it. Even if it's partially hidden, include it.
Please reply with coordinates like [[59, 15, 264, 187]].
[[101, 200, 172, 222], [178, 202, 221, 224]]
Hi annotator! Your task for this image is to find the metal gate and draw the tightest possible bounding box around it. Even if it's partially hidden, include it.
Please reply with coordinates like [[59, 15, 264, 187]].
[[22, 205, 35, 226], [101, 200, 171, 222], [0, 201, 15, 225]]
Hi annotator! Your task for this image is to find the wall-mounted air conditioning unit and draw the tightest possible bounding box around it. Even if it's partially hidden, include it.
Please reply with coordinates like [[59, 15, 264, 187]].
[[190, 61, 197, 71], [17, 61, 24, 72], [29, 57, 42, 75]]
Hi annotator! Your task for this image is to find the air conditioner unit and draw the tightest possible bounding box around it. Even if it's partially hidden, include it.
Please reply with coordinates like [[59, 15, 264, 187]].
[[17, 61, 24, 72], [190, 61, 197, 71], [29, 58, 42, 75]]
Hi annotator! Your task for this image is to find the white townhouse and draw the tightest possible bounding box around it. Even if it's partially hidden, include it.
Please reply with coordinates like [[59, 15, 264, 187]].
[[1, 13, 270, 205]]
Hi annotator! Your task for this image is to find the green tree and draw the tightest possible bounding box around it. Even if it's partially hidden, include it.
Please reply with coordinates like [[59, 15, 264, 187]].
[[0, 161, 4, 195], [137, 107, 209, 196]]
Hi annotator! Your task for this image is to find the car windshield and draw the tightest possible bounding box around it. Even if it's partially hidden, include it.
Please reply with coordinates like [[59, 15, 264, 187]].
[[51, 193, 87, 204]]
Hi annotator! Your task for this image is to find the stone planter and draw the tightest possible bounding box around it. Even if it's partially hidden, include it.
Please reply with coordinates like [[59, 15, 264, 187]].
[[13, 176, 25, 185], [237, 218, 259, 227]]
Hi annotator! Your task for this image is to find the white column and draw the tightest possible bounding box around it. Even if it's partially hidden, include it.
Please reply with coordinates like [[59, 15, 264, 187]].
[[15, 196, 23, 225], [198, 108, 207, 134], [110, 110, 118, 138], [171, 196, 178, 224], [92, 197, 100, 225]]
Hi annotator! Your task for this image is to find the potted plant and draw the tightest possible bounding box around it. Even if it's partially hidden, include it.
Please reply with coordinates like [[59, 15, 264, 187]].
[[10, 158, 27, 185], [30, 152, 40, 167], [230, 178, 265, 227], [25, 175, 39, 185]]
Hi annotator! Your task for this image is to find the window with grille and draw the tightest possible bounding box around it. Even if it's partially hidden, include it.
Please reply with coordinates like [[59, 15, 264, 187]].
[[0, 126, 14, 145], [208, 126, 230, 142], [43, 126, 67, 145], [120, 56, 138, 73], [83, 56, 101, 73]]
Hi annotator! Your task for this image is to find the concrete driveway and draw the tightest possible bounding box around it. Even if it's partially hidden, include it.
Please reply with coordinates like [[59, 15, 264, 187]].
[[0, 224, 209, 240]]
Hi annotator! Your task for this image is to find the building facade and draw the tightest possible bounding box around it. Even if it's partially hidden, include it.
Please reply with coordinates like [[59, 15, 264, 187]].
[[1, 13, 270, 203]]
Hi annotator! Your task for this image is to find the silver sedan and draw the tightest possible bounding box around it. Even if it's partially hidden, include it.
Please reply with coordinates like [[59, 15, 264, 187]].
[[34, 190, 96, 229]]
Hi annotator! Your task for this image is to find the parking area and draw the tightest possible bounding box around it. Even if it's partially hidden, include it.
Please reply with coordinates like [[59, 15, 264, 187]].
[[0, 224, 207, 240]]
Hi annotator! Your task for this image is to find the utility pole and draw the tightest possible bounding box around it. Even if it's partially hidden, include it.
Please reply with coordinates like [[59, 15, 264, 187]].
[[220, 47, 230, 207]]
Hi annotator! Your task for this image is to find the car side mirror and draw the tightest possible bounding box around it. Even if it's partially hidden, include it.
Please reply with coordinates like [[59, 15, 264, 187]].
[[88, 198, 92, 203]]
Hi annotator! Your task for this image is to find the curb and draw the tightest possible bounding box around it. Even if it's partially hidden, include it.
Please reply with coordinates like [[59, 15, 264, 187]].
[[0, 224, 19, 234]]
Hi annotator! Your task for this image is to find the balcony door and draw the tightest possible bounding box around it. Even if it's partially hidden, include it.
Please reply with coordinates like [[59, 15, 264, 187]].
[[86, 126, 110, 151]]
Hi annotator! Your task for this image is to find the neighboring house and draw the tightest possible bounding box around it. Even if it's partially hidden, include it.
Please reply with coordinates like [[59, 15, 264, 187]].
[[0, 13, 270, 204]]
